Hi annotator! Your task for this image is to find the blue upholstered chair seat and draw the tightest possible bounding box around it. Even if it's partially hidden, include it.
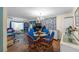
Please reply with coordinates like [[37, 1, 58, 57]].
[[42, 28, 54, 42], [27, 27, 54, 42], [27, 28, 36, 40]]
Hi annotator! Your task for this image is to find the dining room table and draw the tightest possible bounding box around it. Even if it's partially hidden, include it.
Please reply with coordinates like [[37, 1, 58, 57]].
[[33, 30, 48, 40], [24, 30, 60, 52]]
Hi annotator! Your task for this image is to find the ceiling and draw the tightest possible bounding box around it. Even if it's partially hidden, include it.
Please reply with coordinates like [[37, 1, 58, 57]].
[[7, 7, 73, 19]]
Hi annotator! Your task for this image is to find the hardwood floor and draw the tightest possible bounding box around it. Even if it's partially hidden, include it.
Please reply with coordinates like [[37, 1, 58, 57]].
[[7, 41, 28, 52], [7, 34, 60, 52], [7, 34, 29, 52]]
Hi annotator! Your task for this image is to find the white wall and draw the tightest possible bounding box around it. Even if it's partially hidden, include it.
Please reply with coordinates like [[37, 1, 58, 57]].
[[56, 7, 77, 34], [3, 7, 7, 52], [56, 12, 73, 34]]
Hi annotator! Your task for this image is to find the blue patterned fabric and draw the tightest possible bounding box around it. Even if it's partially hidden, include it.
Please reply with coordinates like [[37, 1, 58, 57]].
[[42, 28, 54, 42], [49, 32, 54, 40], [42, 27, 54, 42], [45, 32, 54, 42], [42, 28, 50, 38], [27, 28, 36, 40], [27, 27, 54, 42]]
